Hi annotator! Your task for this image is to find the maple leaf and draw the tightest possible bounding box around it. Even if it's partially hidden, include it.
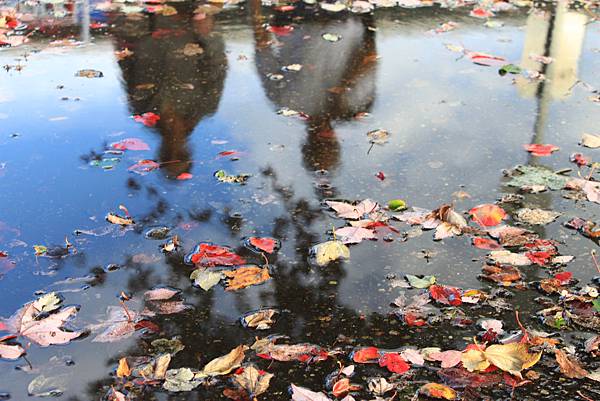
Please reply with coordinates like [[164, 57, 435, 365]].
[[133, 112, 160, 127], [111, 137, 150, 151], [246, 237, 280, 254], [335, 226, 375, 244], [523, 144, 559, 157], [326, 199, 380, 220], [3, 297, 83, 347], [185, 243, 246, 267], [469, 204, 506, 227]]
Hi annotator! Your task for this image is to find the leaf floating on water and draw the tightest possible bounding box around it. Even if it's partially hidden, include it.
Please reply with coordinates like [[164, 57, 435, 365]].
[[322, 33, 341, 42], [498, 64, 522, 75], [185, 243, 246, 267], [326, 199, 380, 220], [160, 235, 180, 253], [163, 368, 202, 392], [144, 287, 180, 301], [405, 274, 436, 289], [505, 165, 567, 191], [523, 143, 559, 156], [200, 345, 248, 377], [245, 236, 280, 254], [488, 250, 531, 266], [320, 2, 346, 12], [378, 352, 410, 374], [429, 284, 462, 306], [111, 138, 150, 151], [387, 199, 406, 211], [516, 208, 560, 225], [240, 308, 278, 330], [28, 374, 69, 397], [106, 213, 134, 226], [128, 159, 160, 175], [75, 69, 103, 78], [311, 240, 350, 266], [229, 364, 273, 399], [335, 226, 375, 244], [224, 265, 271, 291], [133, 112, 160, 127], [469, 204, 506, 227], [214, 169, 250, 184], [190, 269, 224, 291], [33, 245, 48, 256], [0, 336, 25, 360], [32, 292, 62, 313], [367, 129, 390, 145], [581, 133, 600, 148], [144, 226, 171, 240]]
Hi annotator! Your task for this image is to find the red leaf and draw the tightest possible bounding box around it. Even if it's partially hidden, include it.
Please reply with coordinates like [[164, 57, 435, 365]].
[[525, 251, 552, 266], [134, 320, 159, 333], [554, 271, 572, 284], [218, 150, 241, 158], [176, 173, 193, 180], [0, 251, 7, 257], [378, 353, 410, 374], [469, 204, 506, 227], [274, 5, 295, 11], [112, 138, 150, 151], [404, 313, 427, 327], [467, 52, 505, 66], [470, 7, 494, 18], [133, 112, 161, 127], [375, 171, 385, 181], [247, 237, 279, 254], [570, 153, 589, 167], [128, 159, 160, 175], [332, 378, 351, 398], [267, 25, 294, 36], [185, 243, 246, 267], [523, 144, 559, 157], [429, 285, 462, 306], [472, 237, 502, 250], [352, 346, 380, 363]]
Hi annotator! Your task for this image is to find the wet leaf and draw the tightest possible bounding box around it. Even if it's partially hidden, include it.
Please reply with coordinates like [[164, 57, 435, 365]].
[[90, 305, 137, 343], [133, 113, 160, 127], [75, 69, 103, 78], [335, 226, 375, 244], [214, 169, 250, 184], [469, 204, 506, 227], [241, 308, 278, 330], [232, 365, 273, 398], [554, 349, 588, 379], [499, 64, 522, 75], [516, 208, 560, 225], [144, 287, 180, 301], [322, 33, 341, 42], [4, 295, 83, 346], [311, 241, 350, 266], [462, 348, 489, 372], [484, 343, 541, 375], [523, 144, 559, 156], [246, 237, 279, 254], [34, 245, 48, 256], [111, 138, 150, 151], [128, 159, 160, 175], [506, 165, 568, 190], [117, 357, 130, 378], [472, 237, 502, 250], [387, 199, 406, 211], [367, 377, 394, 396], [163, 368, 202, 392], [429, 350, 462, 368], [224, 266, 271, 291], [367, 129, 390, 145], [32, 292, 62, 314], [182, 43, 203, 56], [326, 199, 380, 220], [378, 353, 410, 374], [419, 383, 457, 399], [429, 284, 462, 306], [352, 346, 380, 363], [28, 374, 69, 397], [0, 336, 24, 360], [581, 133, 600, 148], [290, 384, 332, 401], [201, 345, 248, 377], [406, 274, 436, 289], [190, 269, 224, 291], [488, 250, 531, 266], [185, 243, 246, 267]]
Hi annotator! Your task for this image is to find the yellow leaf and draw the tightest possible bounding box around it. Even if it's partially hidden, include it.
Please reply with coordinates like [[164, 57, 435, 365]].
[[461, 349, 489, 372], [201, 345, 248, 377], [312, 240, 350, 266], [224, 266, 270, 291], [484, 343, 541, 375], [419, 383, 457, 400], [117, 357, 131, 378]]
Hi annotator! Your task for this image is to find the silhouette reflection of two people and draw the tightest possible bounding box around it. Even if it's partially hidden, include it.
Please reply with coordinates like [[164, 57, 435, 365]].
[[112, 3, 227, 177], [113, 2, 378, 178]]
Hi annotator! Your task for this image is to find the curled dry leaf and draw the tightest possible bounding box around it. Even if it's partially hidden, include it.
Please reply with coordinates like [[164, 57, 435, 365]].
[[419, 383, 457, 400], [581, 133, 600, 148], [200, 345, 248, 377], [241, 308, 278, 330], [231, 365, 273, 399]]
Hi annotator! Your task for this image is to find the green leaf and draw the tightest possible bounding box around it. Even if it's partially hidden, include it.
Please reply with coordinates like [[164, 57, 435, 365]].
[[388, 199, 407, 211], [190, 269, 224, 291], [499, 64, 522, 75], [593, 299, 600, 313], [405, 275, 436, 289]]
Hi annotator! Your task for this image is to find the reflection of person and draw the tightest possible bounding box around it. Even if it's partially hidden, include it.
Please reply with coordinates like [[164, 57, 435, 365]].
[[111, 3, 227, 177], [250, 0, 378, 173]]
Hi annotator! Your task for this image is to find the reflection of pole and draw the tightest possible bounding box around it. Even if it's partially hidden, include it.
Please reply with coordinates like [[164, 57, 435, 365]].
[[81, 0, 90, 43]]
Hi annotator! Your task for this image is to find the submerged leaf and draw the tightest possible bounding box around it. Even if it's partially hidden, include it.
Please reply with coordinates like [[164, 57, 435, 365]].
[[311, 241, 350, 266], [224, 266, 271, 291]]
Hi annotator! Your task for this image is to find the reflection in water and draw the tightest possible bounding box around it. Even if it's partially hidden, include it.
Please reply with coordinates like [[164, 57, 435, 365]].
[[111, 3, 227, 177], [250, 0, 378, 174]]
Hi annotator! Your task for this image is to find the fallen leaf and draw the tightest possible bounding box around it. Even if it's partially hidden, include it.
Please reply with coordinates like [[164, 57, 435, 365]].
[[481, 263, 523, 284], [201, 345, 248, 377], [469, 204, 506, 227], [379, 353, 410, 374], [484, 343, 541, 375], [182, 43, 203, 56], [176, 172, 193, 180], [429, 285, 462, 306], [185, 243, 246, 267], [488, 250, 532, 266], [523, 144, 559, 156], [224, 266, 270, 291], [406, 274, 436, 289], [554, 349, 588, 379], [326, 199, 380, 220], [190, 269, 224, 291], [128, 159, 160, 175], [133, 112, 160, 127], [246, 237, 280, 254], [311, 241, 350, 266], [163, 368, 202, 392], [240, 308, 278, 330], [290, 384, 332, 401], [335, 226, 375, 244], [581, 133, 600, 148], [231, 365, 273, 399], [472, 237, 502, 250], [75, 69, 103, 78], [111, 137, 150, 151], [516, 208, 560, 225], [429, 350, 462, 368], [144, 287, 180, 301], [214, 169, 250, 184], [0, 335, 25, 360], [117, 357, 130, 378], [419, 383, 457, 399]]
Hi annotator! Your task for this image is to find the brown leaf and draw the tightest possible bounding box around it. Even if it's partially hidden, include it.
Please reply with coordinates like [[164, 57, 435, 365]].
[[224, 266, 270, 291], [232, 364, 273, 398], [555, 349, 588, 379], [117, 357, 131, 378]]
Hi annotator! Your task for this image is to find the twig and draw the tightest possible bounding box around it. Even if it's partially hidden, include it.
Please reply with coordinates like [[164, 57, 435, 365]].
[[577, 390, 594, 401], [591, 250, 600, 274], [515, 310, 530, 344]]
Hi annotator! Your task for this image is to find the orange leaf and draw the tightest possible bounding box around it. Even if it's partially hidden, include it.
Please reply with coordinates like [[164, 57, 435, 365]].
[[419, 383, 457, 399], [469, 204, 506, 227]]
